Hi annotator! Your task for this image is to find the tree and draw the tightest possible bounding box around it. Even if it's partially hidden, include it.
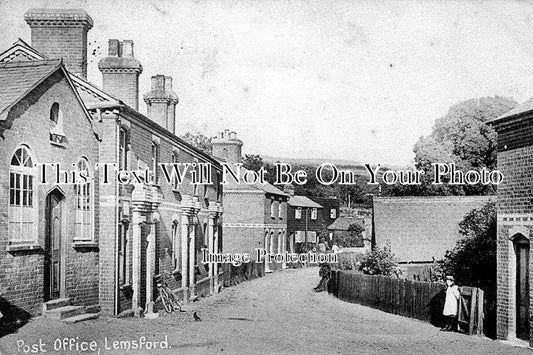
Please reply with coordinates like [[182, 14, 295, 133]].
[[242, 154, 264, 171], [411, 96, 517, 196], [180, 132, 212, 155], [332, 223, 365, 248], [439, 201, 497, 336], [360, 242, 402, 277]]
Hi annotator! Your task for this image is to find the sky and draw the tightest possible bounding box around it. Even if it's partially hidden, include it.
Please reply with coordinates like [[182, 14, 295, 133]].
[[2, 0, 533, 166]]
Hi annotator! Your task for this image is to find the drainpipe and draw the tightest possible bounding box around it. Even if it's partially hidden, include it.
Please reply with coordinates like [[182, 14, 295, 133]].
[[114, 113, 121, 316]]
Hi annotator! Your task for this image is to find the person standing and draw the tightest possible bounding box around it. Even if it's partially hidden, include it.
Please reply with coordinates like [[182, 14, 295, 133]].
[[441, 275, 460, 331]]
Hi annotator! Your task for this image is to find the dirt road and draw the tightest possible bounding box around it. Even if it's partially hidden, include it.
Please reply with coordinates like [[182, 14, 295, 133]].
[[0, 267, 529, 355]]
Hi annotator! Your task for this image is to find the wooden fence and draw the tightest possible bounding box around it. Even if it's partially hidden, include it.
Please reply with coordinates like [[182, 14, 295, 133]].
[[221, 262, 265, 287], [328, 270, 484, 335]]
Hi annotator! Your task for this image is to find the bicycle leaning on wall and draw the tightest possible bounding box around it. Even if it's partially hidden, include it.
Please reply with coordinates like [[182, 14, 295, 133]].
[[155, 272, 183, 313]]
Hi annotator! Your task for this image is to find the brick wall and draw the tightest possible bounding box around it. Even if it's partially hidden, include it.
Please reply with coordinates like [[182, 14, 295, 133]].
[[0, 70, 100, 316], [100, 111, 222, 315], [493, 114, 533, 344]]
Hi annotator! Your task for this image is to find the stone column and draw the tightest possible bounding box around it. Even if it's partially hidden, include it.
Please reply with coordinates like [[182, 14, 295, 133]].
[[208, 212, 216, 295], [131, 209, 144, 316], [131, 183, 152, 317], [213, 218, 220, 292], [144, 213, 159, 319], [282, 230, 287, 269], [189, 217, 197, 299], [181, 210, 190, 303]]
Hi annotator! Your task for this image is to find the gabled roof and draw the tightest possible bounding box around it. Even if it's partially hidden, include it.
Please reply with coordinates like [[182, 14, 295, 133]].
[[223, 166, 289, 197], [0, 38, 46, 63], [327, 217, 367, 231], [69, 72, 121, 108], [0, 58, 98, 138], [288, 195, 322, 208], [0, 59, 63, 117], [489, 97, 533, 124], [373, 195, 495, 263]]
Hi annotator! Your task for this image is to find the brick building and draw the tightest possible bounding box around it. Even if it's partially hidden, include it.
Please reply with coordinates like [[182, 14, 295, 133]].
[[212, 130, 288, 271], [285, 191, 323, 253], [490, 101, 533, 344], [0, 8, 224, 319], [0, 54, 101, 317], [327, 216, 371, 251]]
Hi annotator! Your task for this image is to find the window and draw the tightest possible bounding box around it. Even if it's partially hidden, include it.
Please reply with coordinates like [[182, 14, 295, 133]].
[[192, 158, 199, 196], [216, 172, 222, 201], [311, 208, 317, 220], [295, 207, 302, 220], [330, 209, 337, 219], [8, 146, 36, 243], [171, 150, 179, 190], [172, 221, 180, 270], [119, 128, 128, 170], [151, 142, 159, 184], [118, 221, 129, 285], [270, 199, 275, 218], [278, 200, 283, 219], [74, 158, 92, 241], [49, 102, 66, 144]]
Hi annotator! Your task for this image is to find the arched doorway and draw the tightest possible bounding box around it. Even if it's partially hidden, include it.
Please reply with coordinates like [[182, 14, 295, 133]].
[[44, 188, 65, 301], [513, 234, 530, 341]]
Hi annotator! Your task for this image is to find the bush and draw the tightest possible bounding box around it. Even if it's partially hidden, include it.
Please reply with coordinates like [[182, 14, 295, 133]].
[[360, 242, 403, 278], [331, 223, 365, 248], [336, 251, 366, 271], [439, 201, 496, 337]]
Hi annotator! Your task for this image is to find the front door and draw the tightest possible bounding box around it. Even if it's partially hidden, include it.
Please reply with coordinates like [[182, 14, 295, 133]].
[[515, 237, 530, 341], [44, 192, 63, 301]]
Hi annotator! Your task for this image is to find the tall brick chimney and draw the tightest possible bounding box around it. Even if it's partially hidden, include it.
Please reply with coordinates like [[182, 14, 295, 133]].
[[143, 75, 179, 133], [212, 130, 243, 163], [25, 8, 93, 78], [98, 39, 143, 110]]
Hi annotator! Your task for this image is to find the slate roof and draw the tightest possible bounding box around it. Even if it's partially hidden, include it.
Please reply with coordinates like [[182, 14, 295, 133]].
[[327, 217, 367, 231], [373, 195, 495, 263], [223, 166, 289, 197], [489, 97, 533, 123], [0, 59, 62, 117], [0, 38, 46, 63], [288, 195, 322, 208], [69, 73, 121, 109]]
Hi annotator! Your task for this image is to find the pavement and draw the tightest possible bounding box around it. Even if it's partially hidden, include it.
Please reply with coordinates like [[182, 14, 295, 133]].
[[0, 267, 531, 355]]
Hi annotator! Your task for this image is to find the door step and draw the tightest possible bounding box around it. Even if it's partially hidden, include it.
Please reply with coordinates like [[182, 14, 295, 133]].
[[42, 298, 71, 312], [63, 312, 100, 324], [43, 299, 100, 323]]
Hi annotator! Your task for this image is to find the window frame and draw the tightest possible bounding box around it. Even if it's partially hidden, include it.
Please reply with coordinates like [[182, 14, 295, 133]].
[[311, 208, 318, 220], [73, 157, 94, 242], [8, 145, 38, 245], [49, 102, 66, 145]]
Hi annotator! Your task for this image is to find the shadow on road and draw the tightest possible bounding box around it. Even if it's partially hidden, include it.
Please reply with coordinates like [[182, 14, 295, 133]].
[[0, 297, 31, 338], [426, 289, 446, 329]]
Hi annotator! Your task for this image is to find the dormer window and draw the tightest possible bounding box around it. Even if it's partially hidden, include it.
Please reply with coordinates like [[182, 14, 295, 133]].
[[50, 102, 66, 145]]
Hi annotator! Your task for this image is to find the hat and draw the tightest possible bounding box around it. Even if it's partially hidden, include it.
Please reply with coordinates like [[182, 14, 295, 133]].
[[445, 275, 455, 281]]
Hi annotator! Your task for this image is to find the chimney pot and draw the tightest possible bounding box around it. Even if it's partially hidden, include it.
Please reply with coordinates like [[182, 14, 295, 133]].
[[164, 76, 173, 91], [122, 40, 134, 58], [108, 39, 120, 57], [151, 75, 165, 90]]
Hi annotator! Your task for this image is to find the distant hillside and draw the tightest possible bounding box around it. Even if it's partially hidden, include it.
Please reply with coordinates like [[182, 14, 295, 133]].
[[259, 155, 408, 172]]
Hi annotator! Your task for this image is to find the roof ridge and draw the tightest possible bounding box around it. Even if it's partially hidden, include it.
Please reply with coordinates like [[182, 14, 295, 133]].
[[0, 58, 60, 69]]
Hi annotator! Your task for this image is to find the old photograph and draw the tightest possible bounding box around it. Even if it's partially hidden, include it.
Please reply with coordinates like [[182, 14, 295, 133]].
[[0, 0, 533, 354]]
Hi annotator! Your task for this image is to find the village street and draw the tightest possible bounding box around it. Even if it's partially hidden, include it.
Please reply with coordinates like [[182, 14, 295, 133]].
[[0, 267, 529, 355]]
